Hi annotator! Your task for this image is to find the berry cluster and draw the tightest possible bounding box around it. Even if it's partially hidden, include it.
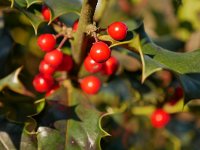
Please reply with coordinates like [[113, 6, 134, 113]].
[[32, 6, 128, 96], [33, 33, 73, 94], [80, 22, 128, 94]]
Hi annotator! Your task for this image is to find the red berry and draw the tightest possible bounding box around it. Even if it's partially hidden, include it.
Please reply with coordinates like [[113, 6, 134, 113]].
[[102, 56, 119, 75], [39, 60, 56, 75], [80, 76, 101, 94], [45, 84, 59, 97], [37, 34, 56, 52], [151, 109, 170, 128], [72, 19, 79, 31], [32, 74, 54, 93], [90, 42, 111, 63], [44, 49, 63, 67], [56, 54, 73, 72], [107, 22, 128, 41], [84, 55, 103, 73], [41, 6, 51, 21]]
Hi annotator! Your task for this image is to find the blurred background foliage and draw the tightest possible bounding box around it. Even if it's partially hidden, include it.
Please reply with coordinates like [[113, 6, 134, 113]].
[[0, 0, 200, 149]]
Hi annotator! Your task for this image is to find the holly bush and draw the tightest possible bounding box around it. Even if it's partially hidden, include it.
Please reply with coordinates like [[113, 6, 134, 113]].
[[0, 0, 200, 149]]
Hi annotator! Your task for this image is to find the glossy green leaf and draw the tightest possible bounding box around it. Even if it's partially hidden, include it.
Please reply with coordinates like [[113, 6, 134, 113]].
[[142, 43, 200, 80], [0, 67, 34, 97], [135, 39, 200, 104]]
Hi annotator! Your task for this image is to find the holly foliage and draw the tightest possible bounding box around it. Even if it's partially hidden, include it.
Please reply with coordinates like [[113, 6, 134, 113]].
[[0, 0, 200, 149]]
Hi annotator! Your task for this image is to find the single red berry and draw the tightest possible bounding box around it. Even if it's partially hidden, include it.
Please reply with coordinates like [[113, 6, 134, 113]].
[[90, 42, 111, 63], [37, 34, 56, 52], [45, 84, 59, 97], [56, 54, 73, 72], [32, 74, 54, 93], [84, 55, 103, 73], [107, 22, 128, 41], [102, 56, 119, 75], [41, 6, 51, 21], [80, 76, 101, 94], [72, 19, 79, 31], [39, 60, 56, 75], [151, 109, 170, 128], [44, 49, 63, 67]]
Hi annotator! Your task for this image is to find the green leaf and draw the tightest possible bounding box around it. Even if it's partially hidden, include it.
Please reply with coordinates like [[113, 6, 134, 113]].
[[0, 67, 34, 97], [142, 44, 200, 78], [135, 39, 200, 104], [44, 0, 81, 22]]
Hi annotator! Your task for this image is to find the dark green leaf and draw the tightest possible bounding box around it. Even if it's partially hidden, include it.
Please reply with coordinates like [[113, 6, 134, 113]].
[[142, 43, 200, 79]]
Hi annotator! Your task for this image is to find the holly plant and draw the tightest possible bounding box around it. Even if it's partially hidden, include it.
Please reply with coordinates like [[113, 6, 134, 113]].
[[1, 0, 200, 149]]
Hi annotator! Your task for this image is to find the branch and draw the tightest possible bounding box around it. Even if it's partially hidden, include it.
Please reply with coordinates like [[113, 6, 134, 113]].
[[71, 0, 98, 70]]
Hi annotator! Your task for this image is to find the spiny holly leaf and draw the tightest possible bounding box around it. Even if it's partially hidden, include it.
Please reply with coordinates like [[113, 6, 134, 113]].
[[136, 41, 200, 104], [44, 0, 81, 22], [140, 43, 200, 81], [0, 67, 34, 97]]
